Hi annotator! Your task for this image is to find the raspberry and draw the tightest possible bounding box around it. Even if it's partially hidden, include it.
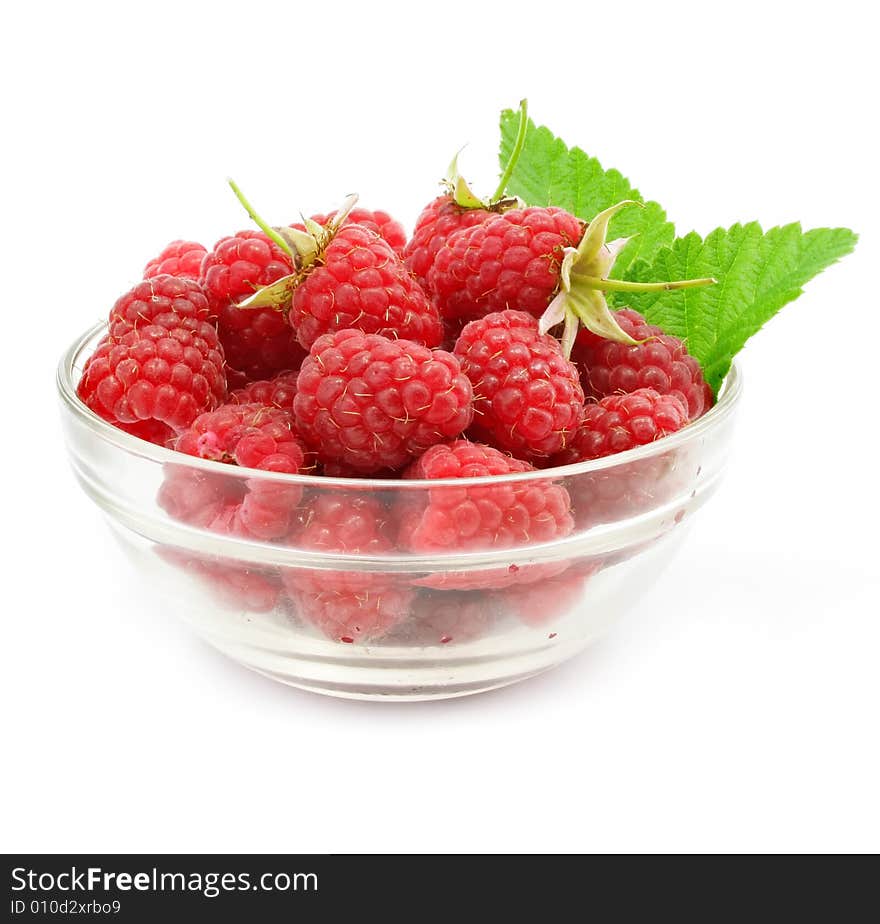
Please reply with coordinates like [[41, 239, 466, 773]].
[[572, 308, 713, 420], [500, 562, 601, 628], [108, 274, 213, 327], [394, 590, 499, 645], [169, 403, 306, 540], [291, 586, 414, 644], [280, 492, 412, 642], [160, 548, 281, 612], [283, 494, 394, 596], [551, 388, 689, 465], [294, 329, 473, 475], [428, 206, 583, 321], [403, 195, 494, 290], [78, 280, 226, 434], [309, 207, 407, 256], [144, 240, 207, 280], [228, 369, 300, 411], [116, 418, 176, 447], [157, 464, 231, 528], [201, 230, 292, 310], [454, 310, 584, 459], [550, 389, 689, 529], [290, 224, 442, 351], [200, 230, 304, 381], [397, 440, 573, 590]]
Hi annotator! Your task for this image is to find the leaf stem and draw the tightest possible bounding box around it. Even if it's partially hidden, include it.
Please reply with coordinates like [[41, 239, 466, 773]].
[[493, 99, 528, 202], [228, 178, 295, 260], [571, 274, 717, 293]]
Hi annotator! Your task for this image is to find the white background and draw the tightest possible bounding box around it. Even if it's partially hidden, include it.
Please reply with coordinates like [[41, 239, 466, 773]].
[[2, 0, 877, 853]]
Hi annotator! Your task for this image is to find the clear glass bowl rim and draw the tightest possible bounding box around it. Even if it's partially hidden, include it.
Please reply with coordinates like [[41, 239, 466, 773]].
[[58, 321, 742, 489]]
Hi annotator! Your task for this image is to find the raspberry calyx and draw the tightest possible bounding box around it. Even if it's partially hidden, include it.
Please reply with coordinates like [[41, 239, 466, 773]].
[[445, 98, 529, 213], [226, 181, 359, 312], [538, 200, 717, 357]]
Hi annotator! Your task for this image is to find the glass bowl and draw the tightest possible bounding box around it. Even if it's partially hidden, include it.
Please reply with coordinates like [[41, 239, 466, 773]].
[[58, 323, 742, 701]]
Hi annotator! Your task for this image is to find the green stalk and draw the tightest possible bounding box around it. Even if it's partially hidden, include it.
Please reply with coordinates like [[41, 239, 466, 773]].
[[492, 99, 528, 202], [570, 274, 717, 293], [228, 179, 295, 260]]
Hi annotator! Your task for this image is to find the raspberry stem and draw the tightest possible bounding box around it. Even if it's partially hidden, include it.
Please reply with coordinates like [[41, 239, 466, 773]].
[[227, 178, 295, 260], [235, 194, 361, 313], [445, 100, 527, 210], [571, 275, 717, 293], [493, 99, 528, 202]]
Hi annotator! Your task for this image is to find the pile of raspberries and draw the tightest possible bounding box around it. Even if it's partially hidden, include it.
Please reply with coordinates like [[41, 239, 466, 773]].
[[77, 193, 712, 644]]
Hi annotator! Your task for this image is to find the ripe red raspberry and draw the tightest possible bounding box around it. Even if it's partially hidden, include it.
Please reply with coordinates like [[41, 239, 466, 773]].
[[201, 230, 292, 309], [500, 562, 601, 628], [428, 207, 584, 322], [397, 440, 573, 590], [157, 464, 231, 528], [291, 585, 415, 644], [228, 369, 300, 410], [290, 224, 442, 351], [551, 388, 689, 465], [294, 329, 474, 475], [108, 274, 214, 327], [160, 548, 281, 612], [281, 493, 412, 642], [200, 230, 304, 381], [168, 403, 306, 540], [143, 240, 207, 280], [78, 306, 226, 434], [283, 494, 395, 596], [454, 310, 585, 460], [403, 195, 495, 290], [573, 308, 713, 420], [309, 207, 407, 256], [550, 389, 689, 529], [116, 418, 176, 447]]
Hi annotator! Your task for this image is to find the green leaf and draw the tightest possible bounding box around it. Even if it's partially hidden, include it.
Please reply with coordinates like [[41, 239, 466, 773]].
[[498, 109, 674, 273], [622, 223, 859, 392]]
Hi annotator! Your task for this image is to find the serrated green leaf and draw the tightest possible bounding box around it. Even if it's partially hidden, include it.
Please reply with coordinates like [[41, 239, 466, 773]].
[[622, 223, 859, 392], [498, 109, 674, 273]]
